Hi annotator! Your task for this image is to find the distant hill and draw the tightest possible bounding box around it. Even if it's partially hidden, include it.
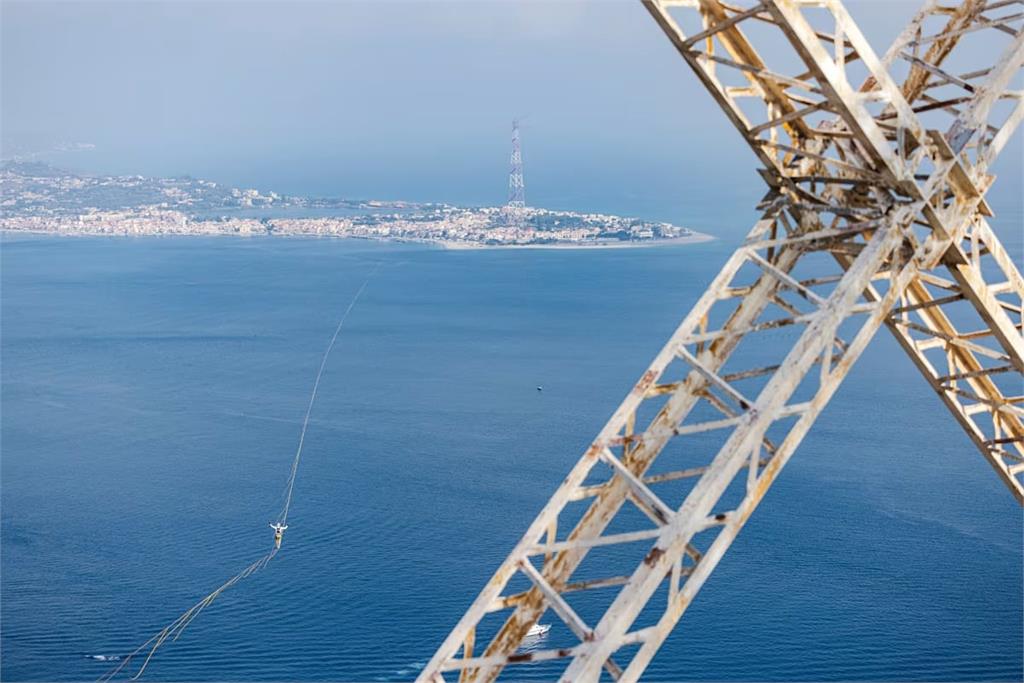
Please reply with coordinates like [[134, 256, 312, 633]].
[[1, 160, 73, 178]]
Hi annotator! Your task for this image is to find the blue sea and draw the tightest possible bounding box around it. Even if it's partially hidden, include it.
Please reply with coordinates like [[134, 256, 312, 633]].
[[1, 233, 1021, 682]]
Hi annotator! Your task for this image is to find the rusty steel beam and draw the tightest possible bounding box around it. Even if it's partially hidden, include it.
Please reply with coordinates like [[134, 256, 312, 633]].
[[417, 1, 1023, 681], [646, 0, 1024, 498], [813, 1, 1024, 497]]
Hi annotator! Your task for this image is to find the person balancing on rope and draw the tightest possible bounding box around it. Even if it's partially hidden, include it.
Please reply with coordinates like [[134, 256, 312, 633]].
[[98, 262, 383, 683], [269, 522, 288, 550]]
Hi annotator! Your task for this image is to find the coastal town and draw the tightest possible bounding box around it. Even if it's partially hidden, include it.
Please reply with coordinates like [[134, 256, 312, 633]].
[[0, 162, 708, 248]]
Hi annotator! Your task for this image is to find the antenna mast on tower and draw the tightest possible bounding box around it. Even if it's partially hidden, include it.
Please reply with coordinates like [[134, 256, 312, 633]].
[[507, 119, 525, 209]]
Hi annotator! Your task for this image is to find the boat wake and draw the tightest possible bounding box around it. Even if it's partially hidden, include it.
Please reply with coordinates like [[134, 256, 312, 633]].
[[373, 660, 425, 681]]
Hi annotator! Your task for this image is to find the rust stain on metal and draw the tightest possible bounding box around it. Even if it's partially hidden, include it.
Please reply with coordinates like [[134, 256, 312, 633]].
[[507, 649, 572, 664], [633, 369, 657, 395], [643, 546, 665, 567]]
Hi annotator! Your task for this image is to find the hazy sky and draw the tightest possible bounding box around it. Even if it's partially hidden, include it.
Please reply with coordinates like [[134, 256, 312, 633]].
[[3, 1, 1021, 235]]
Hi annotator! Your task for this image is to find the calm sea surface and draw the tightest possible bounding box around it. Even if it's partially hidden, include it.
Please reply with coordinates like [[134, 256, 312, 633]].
[[2, 234, 1020, 682]]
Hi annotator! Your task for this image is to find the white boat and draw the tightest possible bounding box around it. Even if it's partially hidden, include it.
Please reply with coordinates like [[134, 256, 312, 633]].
[[526, 623, 551, 637]]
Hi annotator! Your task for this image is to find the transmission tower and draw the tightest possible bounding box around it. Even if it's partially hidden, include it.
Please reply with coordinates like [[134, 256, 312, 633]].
[[419, 2, 1023, 681], [507, 119, 526, 209]]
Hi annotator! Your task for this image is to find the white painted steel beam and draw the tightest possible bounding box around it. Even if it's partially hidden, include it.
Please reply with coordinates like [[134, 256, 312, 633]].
[[417, 2, 1023, 681]]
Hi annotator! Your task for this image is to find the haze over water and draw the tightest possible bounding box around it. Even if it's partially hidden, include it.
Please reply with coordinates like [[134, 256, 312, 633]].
[[4, 1, 1021, 241], [2, 233, 1021, 682]]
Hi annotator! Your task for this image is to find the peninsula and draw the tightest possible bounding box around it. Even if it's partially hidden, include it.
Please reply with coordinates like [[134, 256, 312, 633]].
[[0, 162, 711, 248]]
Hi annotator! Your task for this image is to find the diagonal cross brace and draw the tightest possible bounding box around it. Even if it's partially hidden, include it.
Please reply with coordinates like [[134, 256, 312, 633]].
[[417, 3, 1023, 681]]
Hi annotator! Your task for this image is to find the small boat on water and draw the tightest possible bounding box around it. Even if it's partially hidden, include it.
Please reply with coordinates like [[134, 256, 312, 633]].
[[526, 623, 551, 637]]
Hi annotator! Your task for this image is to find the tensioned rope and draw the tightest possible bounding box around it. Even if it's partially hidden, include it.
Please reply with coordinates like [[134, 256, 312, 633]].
[[278, 261, 381, 527], [99, 261, 382, 682]]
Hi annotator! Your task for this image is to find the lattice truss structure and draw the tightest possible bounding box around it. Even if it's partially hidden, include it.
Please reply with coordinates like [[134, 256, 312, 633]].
[[418, 2, 1024, 681]]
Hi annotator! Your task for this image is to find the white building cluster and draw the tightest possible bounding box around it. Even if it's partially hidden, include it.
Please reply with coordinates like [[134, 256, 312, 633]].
[[1, 163, 703, 246], [0, 203, 699, 247]]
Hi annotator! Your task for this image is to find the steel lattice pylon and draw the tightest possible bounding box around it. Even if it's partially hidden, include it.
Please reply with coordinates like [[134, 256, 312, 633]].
[[419, 2, 1024, 681], [508, 119, 526, 209]]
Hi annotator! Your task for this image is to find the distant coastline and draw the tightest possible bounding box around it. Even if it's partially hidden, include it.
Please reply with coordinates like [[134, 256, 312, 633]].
[[437, 233, 714, 250], [1, 161, 713, 249], [1, 227, 715, 250]]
